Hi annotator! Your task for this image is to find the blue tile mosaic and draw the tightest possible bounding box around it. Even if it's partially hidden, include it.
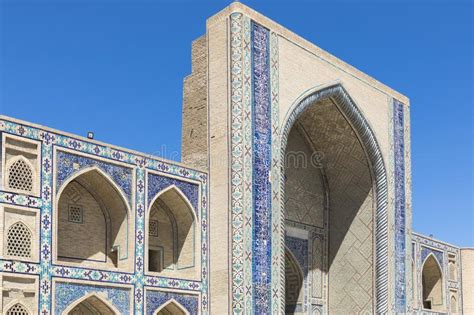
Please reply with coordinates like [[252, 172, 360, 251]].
[[147, 173, 199, 218], [146, 290, 199, 315], [421, 246, 444, 266], [393, 99, 406, 313], [56, 150, 133, 204], [251, 21, 272, 314], [285, 236, 308, 277], [54, 282, 131, 314]]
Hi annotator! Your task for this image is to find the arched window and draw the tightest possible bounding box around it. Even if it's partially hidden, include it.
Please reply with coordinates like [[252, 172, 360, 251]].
[[422, 254, 444, 311], [154, 299, 189, 315], [285, 247, 303, 314], [6, 222, 32, 258], [67, 294, 117, 315], [147, 186, 195, 272], [7, 157, 33, 193], [6, 303, 29, 315]]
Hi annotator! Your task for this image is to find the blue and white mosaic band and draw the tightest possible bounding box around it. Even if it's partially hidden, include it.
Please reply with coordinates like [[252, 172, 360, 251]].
[[393, 99, 407, 313], [251, 21, 272, 314]]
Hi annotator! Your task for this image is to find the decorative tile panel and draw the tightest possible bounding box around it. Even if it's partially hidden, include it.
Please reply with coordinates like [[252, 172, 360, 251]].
[[251, 21, 272, 314], [145, 289, 199, 315], [56, 150, 133, 204], [54, 282, 131, 314], [147, 173, 199, 218], [393, 99, 407, 313], [421, 246, 444, 266], [229, 12, 246, 313]]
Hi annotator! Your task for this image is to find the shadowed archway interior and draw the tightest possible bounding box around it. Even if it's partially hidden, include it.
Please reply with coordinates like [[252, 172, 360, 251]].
[[422, 255, 444, 311], [281, 85, 388, 314], [57, 169, 129, 269]]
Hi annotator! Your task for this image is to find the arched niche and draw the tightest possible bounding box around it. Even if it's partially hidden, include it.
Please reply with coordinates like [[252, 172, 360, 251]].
[[450, 293, 458, 314], [147, 185, 196, 273], [280, 84, 388, 314], [154, 299, 190, 315], [56, 167, 131, 270], [422, 254, 444, 311], [64, 293, 119, 315], [285, 247, 304, 314]]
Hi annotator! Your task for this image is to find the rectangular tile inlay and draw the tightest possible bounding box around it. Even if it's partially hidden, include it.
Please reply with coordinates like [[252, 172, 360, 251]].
[[251, 21, 272, 314]]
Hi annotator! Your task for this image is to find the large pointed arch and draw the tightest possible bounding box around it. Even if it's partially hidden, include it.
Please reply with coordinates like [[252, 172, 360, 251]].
[[62, 293, 120, 315], [55, 165, 132, 269], [153, 298, 190, 315], [279, 83, 389, 313]]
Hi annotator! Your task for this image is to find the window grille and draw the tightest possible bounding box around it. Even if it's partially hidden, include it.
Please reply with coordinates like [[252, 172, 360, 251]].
[[6, 222, 32, 258], [149, 220, 159, 237], [7, 158, 33, 192], [68, 205, 83, 223], [6, 303, 29, 315]]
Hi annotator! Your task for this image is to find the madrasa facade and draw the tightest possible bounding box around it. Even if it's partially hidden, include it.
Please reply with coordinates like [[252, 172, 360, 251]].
[[0, 3, 472, 315]]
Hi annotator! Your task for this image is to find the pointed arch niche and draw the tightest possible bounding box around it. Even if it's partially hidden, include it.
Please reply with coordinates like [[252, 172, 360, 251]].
[[153, 299, 190, 315], [55, 167, 132, 270], [422, 254, 445, 311], [285, 247, 304, 314], [146, 185, 198, 277], [63, 293, 119, 315]]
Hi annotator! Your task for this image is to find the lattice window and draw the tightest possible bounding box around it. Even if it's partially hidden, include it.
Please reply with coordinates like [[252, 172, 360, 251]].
[[6, 303, 29, 315], [68, 205, 83, 223], [6, 222, 32, 258], [149, 219, 159, 237], [7, 158, 33, 192]]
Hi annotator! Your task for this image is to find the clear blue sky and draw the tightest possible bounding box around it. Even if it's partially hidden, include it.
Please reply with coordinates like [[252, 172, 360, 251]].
[[1, 0, 472, 246]]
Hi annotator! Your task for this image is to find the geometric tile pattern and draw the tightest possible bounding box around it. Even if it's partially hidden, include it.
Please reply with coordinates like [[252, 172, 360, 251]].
[[251, 21, 272, 314], [393, 98, 407, 313], [0, 117, 209, 314], [229, 14, 281, 313], [145, 290, 199, 315], [147, 172, 199, 218], [57, 150, 133, 205], [54, 282, 131, 314]]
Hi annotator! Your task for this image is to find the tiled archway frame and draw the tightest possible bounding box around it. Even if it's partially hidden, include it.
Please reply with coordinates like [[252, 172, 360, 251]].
[[0, 118, 209, 314], [278, 84, 390, 314]]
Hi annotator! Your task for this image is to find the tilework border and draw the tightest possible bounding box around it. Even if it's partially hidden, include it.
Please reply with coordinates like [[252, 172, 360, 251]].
[[393, 99, 407, 313], [229, 13, 246, 313], [279, 84, 390, 314], [251, 21, 272, 314], [269, 30, 282, 314], [54, 281, 132, 314], [0, 118, 209, 314], [145, 288, 199, 315]]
